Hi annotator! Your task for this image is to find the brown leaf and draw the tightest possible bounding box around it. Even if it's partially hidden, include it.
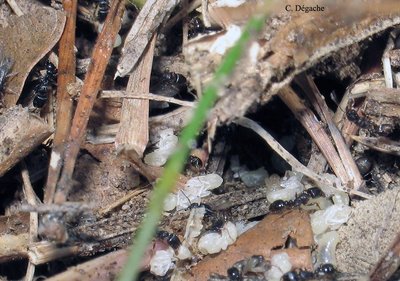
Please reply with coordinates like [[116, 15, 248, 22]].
[[0, 7, 65, 106]]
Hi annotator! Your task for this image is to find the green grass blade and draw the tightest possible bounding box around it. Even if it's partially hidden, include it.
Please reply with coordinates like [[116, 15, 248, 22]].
[[118, 14, 266, 281]]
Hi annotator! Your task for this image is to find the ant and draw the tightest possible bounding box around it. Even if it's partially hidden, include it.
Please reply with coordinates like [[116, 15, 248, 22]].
[[96, 0, 109, 22], [346, 99, 393, 136], [156, 230, 181, 250], [32, 61, 57, 108], [188, 17, 221, 39], [269, 187, 325, 212]]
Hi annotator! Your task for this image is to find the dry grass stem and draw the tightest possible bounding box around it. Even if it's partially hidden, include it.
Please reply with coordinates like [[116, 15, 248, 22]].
[[100, 90, 196, 107]]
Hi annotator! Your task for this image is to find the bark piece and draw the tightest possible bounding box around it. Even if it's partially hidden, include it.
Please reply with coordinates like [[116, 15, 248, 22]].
[[187, 209, 314, 280], [0, 106, 53, 176], [115, 34, 156, 157]]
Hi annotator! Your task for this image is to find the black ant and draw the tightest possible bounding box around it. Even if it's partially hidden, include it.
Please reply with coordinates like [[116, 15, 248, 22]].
[[32, 61, 57, 108], [269, 187, 325, 212], [96, 0, 109, 22], [188, 17, 221, 39], [155, 230, 181, 249], [346, 99, 393, 136]]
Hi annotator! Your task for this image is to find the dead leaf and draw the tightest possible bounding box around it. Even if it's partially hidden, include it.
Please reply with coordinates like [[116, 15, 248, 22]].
[[0, 6, 65, 106], [187, 209, 314, 281]]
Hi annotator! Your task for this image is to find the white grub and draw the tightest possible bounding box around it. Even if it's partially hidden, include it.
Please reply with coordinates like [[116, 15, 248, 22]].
[[175, 174, 223, 210], [266, 253, 292, 281], [163, 193, 177, 211], [311, 205, 352, 235], [198, 232, 223, 254], [221, 221, 238, 245], [211, 0, 246, 8], [184, 207, 206, 243], [144, 129, 178, 166], [239, 167, 268, 187], [332, 191, 350, 206], [271, 252, 292, 274], [150, 249, 175, 276], [197, 221, 238, 254], [315, 231, 339, 266], [303, 197, 333, 211], [210, 25, 242, 55], [265, 174, 281, 189], [266, 175, 304, 202], [265, 266, 284, 281], [176, 244, 192, 260]]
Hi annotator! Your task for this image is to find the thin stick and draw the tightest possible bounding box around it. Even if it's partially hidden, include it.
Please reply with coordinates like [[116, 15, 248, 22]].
[[20, 162, 40, 281], [44, 0, 78, 204], [55, 0, 125, 203], [5, 0, 23, 16], [100, 90, 196, 107], [98, 188, 148, 216], [278, 86, 351, 186]]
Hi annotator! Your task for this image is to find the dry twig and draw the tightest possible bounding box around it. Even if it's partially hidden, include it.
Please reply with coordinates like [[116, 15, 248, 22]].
[[55, 0, 125, 203], [45, 0, 78, 204], [20, 162, 39, 281]]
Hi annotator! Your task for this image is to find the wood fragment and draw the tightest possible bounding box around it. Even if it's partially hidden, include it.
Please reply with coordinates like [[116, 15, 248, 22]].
[[117, 0, 183, 77], [278, 86, 351, 186], [5, 0, 23, 16], [44, 0, 78, 204], [298, 74, 363, 190], [351, 135, 400, 156], [28, 242, 80, 265], [115, 34, 156, 157], [0, 106, 53, 176], [55, 0, 125, 203], [0, 213, 30, 262]]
